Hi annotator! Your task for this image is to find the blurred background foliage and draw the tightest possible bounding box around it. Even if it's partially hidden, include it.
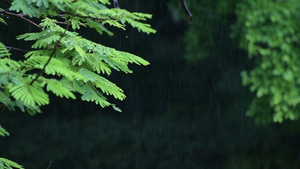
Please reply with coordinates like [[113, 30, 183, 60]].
[[1, 0, 300, 168], [236, 0, 300, 124]]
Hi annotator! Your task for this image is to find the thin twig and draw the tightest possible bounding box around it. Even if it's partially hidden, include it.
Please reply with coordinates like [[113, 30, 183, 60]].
[[112, 0, 120, 8], [180, 0, 193, 23], [0, 10, 42, 29], [57, 12, 107, 21], [29, 23, 70, 85], [53, 20, 68, 25], [29, 8, 78, 85], [41, 16, 87, 26], [5, 46, 29, 53], [46, 160, 53, 169]]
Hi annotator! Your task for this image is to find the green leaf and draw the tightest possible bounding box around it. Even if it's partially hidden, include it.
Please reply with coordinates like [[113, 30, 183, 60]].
[[42, 78, 76, 99], [0, 125, 9, 137], [9, 80, 49, 107], [111, 104, 122, 113], [0, 42, 10, 58], [10, 0, 39, 17], [0, 58, 21, 72], [0, 158, 24, 169], [74, 45, 87, 58], [32, 0, 49, 8], [23, 56, 84, 81], [236, 0, 300, 123], [0, 18, 6, 25], [4, 0, 154, 116], [80, 83, 111, 107], [78, 68, 126, 100]]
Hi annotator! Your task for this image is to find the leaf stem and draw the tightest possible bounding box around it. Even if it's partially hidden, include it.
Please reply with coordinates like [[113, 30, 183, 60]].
[[180, 0, 193, 23], [5, 46, 28, 53], [46, 160, 53, 169], [0, 10, 42, 29], [112, 0, 120, 8], [29, 8, 78, 85]]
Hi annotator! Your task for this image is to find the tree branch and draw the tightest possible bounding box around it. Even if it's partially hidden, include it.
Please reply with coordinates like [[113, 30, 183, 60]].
[[46, 160, 53, 169], [5, 46, 29, 53], [180, 0, 193, 24], [112, 0, 120, 8], [0, 10, 42, 29], [57, 12, 108, 21], [29, 8, 77, 85], [29, 23, 70, 85]]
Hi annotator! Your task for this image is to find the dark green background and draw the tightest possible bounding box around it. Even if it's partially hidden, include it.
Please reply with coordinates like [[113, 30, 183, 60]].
[[1, 0, 300, 168]]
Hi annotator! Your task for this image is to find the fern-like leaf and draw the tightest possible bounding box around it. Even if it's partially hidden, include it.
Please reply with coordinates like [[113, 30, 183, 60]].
[[32, 0, 50, 8], [85, 55, 112, 75], [42, 78, 76, 99], [80, 83, 111, 107], [0, 125, 9, 137], [23, 56, 84, 80], [10, 0, 39, 17], [0, 43, 10, 58], [0, 9, 5, 25], [0, 58, 21, 72], [119, 10, 156, 34], [62, 79, 111, 107], [6, 0, 154, 115], [0, 91, 15, 111], [0, 18, 6, 25], [78, 68, 126, 100], [0, 158, 24, 169], [85, 19, 113, 36], [9, 79, 49, 107]]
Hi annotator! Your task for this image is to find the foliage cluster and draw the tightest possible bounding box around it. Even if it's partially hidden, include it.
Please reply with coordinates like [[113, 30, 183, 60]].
[[235, 0, 300, 123], [0, 0, 155, 167], [0, 0, 154, 115], [170, 0, 300, 123]]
